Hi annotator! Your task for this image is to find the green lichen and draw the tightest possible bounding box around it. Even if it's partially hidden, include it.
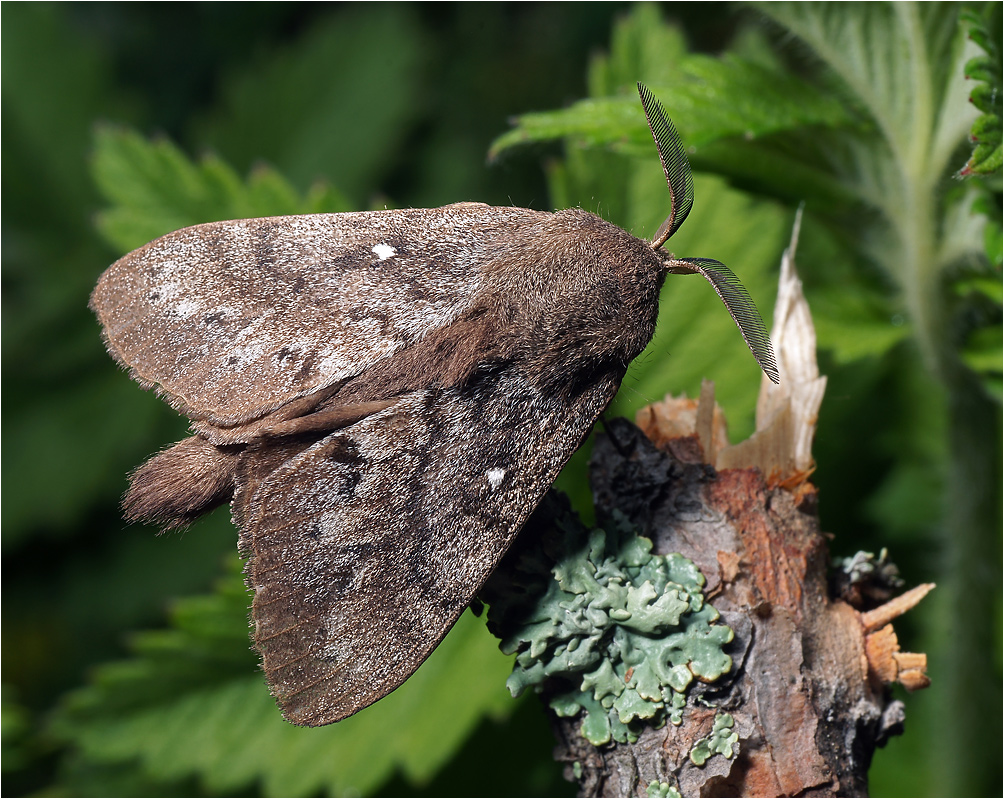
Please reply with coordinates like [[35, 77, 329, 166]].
[[689, 713, 739, 766], [838, 548, 903, 587], [483, 506, 733, 746], [647, 780, 682, 798]]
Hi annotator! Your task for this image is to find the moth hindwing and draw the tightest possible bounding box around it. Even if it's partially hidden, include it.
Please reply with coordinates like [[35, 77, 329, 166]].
[[90, 86, 775, 725]]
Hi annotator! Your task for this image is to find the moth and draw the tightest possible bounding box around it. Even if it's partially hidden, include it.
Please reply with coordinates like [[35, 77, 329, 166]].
[[91, 84, 778, 727]]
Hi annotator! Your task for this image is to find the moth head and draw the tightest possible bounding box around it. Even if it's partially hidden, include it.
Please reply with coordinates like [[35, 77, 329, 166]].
[[637, 83, 780, 384]]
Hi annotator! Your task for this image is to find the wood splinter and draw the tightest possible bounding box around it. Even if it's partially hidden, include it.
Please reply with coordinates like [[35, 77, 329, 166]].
[[861, 582, 935, 691]]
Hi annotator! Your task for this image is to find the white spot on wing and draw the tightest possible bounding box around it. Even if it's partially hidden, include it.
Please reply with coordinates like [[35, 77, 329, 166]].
[[372, 243, 396, 261], [486, 467, 506, 490], [173, 298, 201, 318]]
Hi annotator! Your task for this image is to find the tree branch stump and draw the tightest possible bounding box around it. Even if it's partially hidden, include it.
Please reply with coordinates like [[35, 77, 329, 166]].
[[545, 216, 931, 797]]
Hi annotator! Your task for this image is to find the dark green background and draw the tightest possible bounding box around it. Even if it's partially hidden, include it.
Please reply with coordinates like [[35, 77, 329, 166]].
[[3, 3, 1000, 797]]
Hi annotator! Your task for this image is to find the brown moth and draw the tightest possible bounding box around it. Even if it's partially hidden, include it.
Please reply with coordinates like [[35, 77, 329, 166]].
[[91, 84, 778, 727]]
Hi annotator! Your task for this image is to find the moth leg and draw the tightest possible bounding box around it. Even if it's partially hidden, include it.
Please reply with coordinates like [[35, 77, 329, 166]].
[[256, 399, 397, 439], [190, 382, 346, 445], [124, 436, 240, 529]]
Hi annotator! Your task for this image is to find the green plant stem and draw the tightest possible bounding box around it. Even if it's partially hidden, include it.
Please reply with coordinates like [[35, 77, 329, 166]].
[[897, 3, 934, 173], [895, 180, 1000, 796], [888, 91, 1000, 799], [936, 357, 1002, 796]]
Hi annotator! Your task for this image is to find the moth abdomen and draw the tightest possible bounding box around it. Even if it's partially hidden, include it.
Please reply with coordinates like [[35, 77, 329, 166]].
[[123, 436, 240, 529]]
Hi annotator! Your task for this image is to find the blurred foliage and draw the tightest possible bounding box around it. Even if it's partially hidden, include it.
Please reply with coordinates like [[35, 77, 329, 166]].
[[2, 3, 1000, 798], [91, 127, 352, 253], [958, 4, 1002, 177], [50, 560, 514, 797]]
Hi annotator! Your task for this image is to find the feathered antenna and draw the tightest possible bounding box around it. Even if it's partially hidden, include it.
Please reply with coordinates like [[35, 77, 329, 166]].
[[670, 258, 779, 383], [637, 82, 694, 249], [638, 83, 779, 384]]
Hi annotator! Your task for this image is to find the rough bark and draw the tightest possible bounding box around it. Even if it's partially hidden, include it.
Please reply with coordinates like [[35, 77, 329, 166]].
[[547, 414, 909, 796]]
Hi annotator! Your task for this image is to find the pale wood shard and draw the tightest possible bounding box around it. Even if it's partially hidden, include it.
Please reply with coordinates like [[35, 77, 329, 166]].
[[754, 209, 827, 473], [635, 386, 729, 463], [859, 583, 935, 692], [716, 208, 826, 483], [864, 624, 901, 684], [864, 623, 932, 691], [859, 582, 937, 633], [695, 378, 718, 464], [895, 655, 932, 691]]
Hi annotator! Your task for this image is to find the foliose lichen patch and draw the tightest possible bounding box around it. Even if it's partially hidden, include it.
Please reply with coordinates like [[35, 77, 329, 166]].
[[647, 780, 683, 797], [484, 508, 734, 746], [689, 712, 739, 765]]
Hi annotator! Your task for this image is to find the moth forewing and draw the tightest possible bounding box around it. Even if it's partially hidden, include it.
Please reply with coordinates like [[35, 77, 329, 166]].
[[239, 376, 620, 725], [89, 206, 541, 426]]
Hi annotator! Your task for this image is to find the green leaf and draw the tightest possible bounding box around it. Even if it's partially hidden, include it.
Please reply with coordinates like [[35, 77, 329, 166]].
[[490, 29, 850, 161], [958, 4, 1003, 177], [754, 3, 973, 172], [587, 3, 690, 96], [809, 284, 912, 363], [91, 127, 350, 255], [51, 560, 515, 796], [193, 4, 427, 204], [489, 96, 645, 161]]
